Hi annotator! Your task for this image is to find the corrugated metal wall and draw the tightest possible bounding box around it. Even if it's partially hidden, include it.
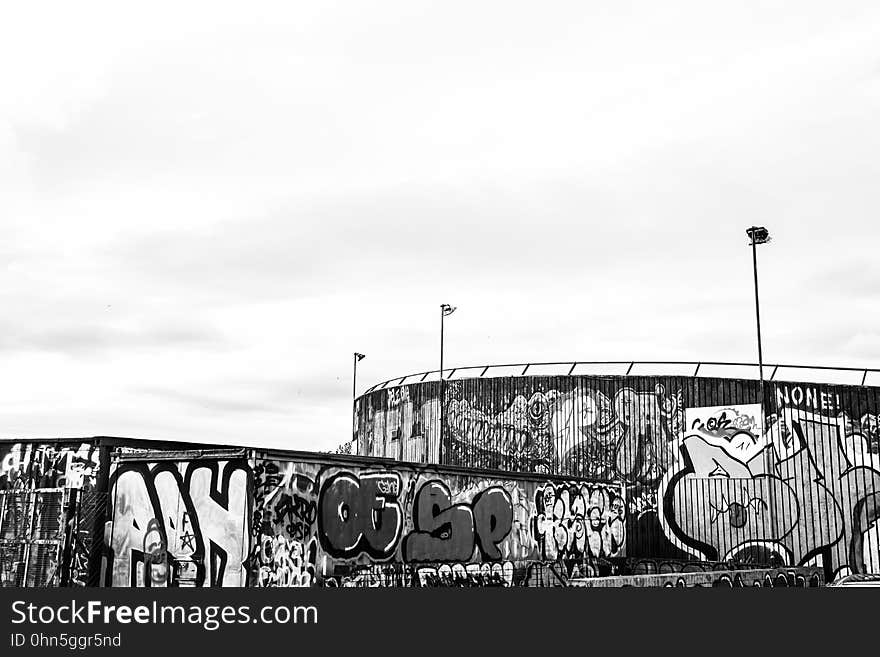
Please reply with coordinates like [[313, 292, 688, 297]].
[[354, 374, 880, 579]]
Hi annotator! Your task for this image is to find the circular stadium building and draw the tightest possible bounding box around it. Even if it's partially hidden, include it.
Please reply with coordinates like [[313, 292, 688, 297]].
[[354, 360, 880, 583]]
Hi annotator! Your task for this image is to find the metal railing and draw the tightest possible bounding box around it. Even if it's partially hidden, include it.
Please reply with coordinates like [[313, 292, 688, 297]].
[[0, 489, 68, 587], [362, 359, 880, 394]]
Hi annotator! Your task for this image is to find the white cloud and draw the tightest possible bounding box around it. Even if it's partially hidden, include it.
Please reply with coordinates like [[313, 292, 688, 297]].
[[2, 1, 880, 449]]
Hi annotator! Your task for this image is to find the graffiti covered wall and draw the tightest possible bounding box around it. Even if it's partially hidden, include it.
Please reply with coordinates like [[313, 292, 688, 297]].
[[569, 566, 824, 588], [355, 375, 880, 581], [356, 383, 442, 464], [102, 452, 624, 587], [1, 439, 114, 588], [0, 442, 100, 490], [7, 371, 878, 587], [357, 376, 699, 563], [253, 462, 624, 587], [661, 384, 880, 582], [102, 455, 252, 588]]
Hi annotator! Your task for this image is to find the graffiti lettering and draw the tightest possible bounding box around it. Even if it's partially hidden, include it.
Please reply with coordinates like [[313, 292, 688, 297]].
[[0, 442, 99, 490], [318, 472, 403, 560], [532, 482, 626, 560], [417, 561, 515, 587], [256, 535, 317, 587], [104, 460, 251, 588], [403, 480, 512, 562]]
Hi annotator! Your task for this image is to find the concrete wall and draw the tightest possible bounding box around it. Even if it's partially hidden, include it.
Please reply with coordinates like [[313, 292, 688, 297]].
[[570, 566, 824, 588], [355, 375, 880, 582], [101, 450, 624, 587]]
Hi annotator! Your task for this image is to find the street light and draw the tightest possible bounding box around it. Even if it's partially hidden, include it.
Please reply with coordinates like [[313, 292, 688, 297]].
[[746, 226, 771, 418], [353, 352, 366, 400], [352, 352, 366, 435], [439, 304, 456, 464], [440, 304, 456, 379]]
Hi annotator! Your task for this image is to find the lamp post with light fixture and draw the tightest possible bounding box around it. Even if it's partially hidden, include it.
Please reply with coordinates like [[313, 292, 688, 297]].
[[439, 304, 456, 464], [746, 226, 771, 416], [352, 352, 366, 436]]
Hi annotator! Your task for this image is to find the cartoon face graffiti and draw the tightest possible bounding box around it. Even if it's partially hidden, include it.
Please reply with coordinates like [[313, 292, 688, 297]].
[[662, 432, 836, 562], [550, 386, 681, 484], [660, 407, 880, 580]]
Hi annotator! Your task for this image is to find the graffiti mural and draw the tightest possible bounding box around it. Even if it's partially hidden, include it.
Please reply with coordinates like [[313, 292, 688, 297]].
[[359, 386, 440, 464], [569, 566, 823, 588], [255, 535, 318, 587], [0, 442, 100, 490], [661, 394, 880, 582], [103, 458, 252, 587], [357, 377, 683, 567], [356, 377, 685, 566], [403, 480, 512, 562], [317, 561, 518, 587], [354, 374, 880, 580], [250, 460, 320, 587], [319, 471, 404, 560], [415, 561, 515, 587], [531, 482, 626, 561], [445, 392, 557, 473], [443, 384, 682, 482], [102, 450, 623, 587], [2, 372, 876, 587], [271, 460, 621, 585]]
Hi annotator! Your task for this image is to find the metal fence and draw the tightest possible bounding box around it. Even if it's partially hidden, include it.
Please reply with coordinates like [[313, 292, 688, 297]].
[[362, 359, 880, 393], [0, 489, 69, 587], [68, 489, 109, 587]]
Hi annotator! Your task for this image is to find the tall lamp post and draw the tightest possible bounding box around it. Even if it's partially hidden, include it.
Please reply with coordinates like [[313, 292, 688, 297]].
[[746, 226, 771, 418], [439, 304, 456, 464], [352, 352, 366, 436]]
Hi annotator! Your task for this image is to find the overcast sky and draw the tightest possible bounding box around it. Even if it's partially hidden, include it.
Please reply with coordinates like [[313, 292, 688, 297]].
[[2, 1, 880, 450]]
